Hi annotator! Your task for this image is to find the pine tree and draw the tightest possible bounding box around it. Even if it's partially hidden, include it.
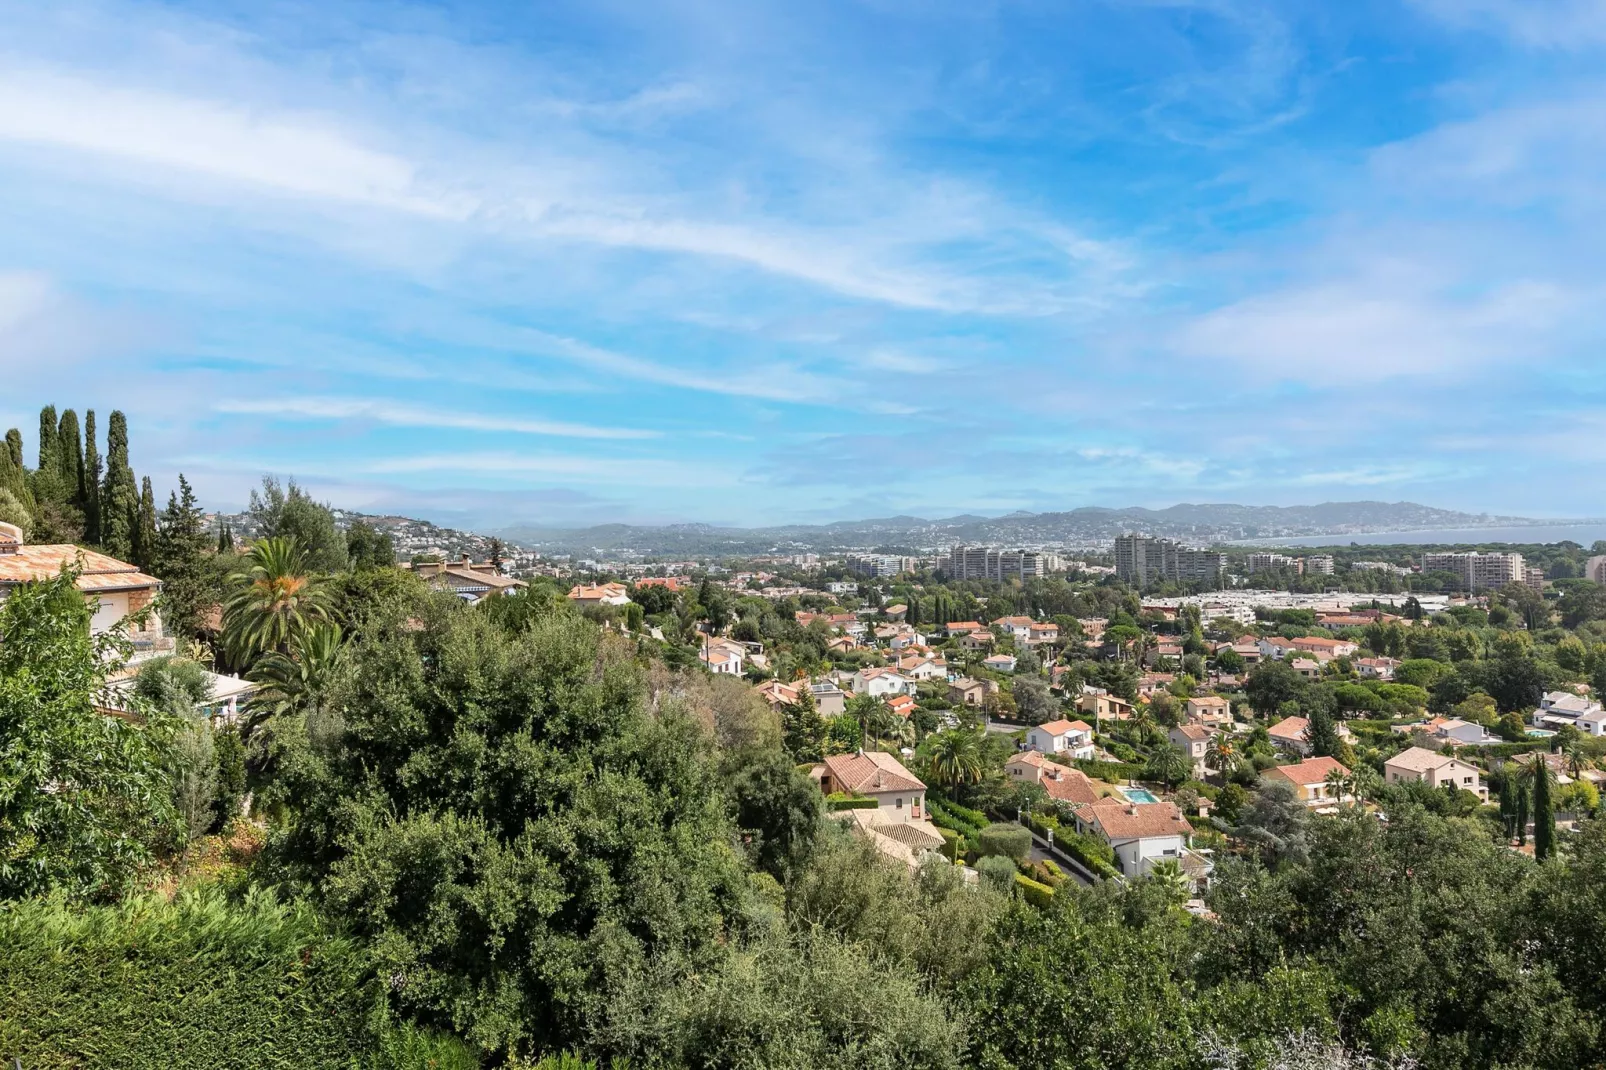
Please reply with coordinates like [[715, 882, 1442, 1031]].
[[82, 410, 102, 544], [100, 411, 137, 560], [135, 476, 158, 571], [1533, 757, 1556, 861], [155, 475, 214, 641]]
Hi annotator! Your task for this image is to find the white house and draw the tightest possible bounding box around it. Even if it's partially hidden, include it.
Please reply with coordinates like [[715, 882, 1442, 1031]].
[[1535, 691, 1603, 729], [992, 615, 1036, 642], [1075, 798, 1196, 878], [809, 680, 847, 716], [1579, 709, 1606, 737], [983, 653, 1017, 673], [1384, 746, 1488, 800], [852, 667, 915, 698], [898, 655, 947, 681], [1026, 718, 1096, 760], [700, 643, 744, 675], [1433, 717, 1501, 746]]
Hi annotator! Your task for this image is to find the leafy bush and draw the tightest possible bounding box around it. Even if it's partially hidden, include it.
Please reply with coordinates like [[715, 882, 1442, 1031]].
[[1075, 759, 1147, 782], [0, 887, 477, 1069], [1015, 873, 1056, 908], [975, 854, 1019, 891], [977, 822, 1032, 861]]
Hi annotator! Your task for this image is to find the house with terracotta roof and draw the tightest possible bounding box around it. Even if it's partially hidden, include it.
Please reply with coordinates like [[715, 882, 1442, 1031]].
[[565, 580, 630, 606], [1078, 691, 1134, 726], [885, 694, 917, 720], [1005, 751, 1100, 805], [983, 653, 1017, 673], [1385, 747, 1488, 800], [1291, 635, 1358, 658], [948, 677, 991, 707], [1168, 724, 1211, 769], [945, 620, 984, 637], [756, 680, 802, 708], [883, 603, 908, 621], [1027, 622, 1059, 641], [958, 630, 994, 652], [1026, 718, 1095, 760], [0, 524, 169, 653], [898, 654, 947, 681], [1266, 715, 1353, 755], [700, 644, 744, 675], [992, 615, 1036, 642], [815, 750, 928, 820], [1074, 798, 1200, 878], [1354, 657, 1399, 680], [1184, 695, 1232, 727], [1264, 757, 1352, 807], [852, 666, 915, 698]]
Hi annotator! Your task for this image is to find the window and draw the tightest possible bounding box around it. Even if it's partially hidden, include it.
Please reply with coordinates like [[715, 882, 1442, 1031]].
[[896, 797, 903, 809]]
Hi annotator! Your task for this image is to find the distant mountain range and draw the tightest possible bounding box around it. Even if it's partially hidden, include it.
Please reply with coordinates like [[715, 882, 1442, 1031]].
[[495, 501, 1568, 557]]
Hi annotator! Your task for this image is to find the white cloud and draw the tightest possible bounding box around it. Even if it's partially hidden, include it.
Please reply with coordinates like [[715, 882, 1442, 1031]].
[[1408, 0, 1606, 48], [215, 397, 661, 440], [1176, 275, 1579, 383], [0, 70, 472, 218], [0, 271, 53, 334]]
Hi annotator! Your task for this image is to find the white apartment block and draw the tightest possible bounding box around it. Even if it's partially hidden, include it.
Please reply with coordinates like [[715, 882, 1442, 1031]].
[[1421, 552, 1525, 591]]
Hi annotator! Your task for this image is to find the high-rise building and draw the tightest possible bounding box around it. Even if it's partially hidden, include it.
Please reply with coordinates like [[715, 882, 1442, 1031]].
[[1247, 552, 1298, 574], [945, 546, 1051, 580], [1303, 555, 1335, 575], [1421, 552, 1526, 591], [1115, 535, 1225, 587], [1588, 555, 1606, 584]]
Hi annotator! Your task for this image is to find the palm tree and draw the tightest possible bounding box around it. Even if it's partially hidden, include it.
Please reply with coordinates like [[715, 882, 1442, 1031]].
[[925, 729, 983, 801], [1565, 741, 1589, 780], [1145, 744, 1192, 790], [1207, 732, 1236, 773], [1147, 857, 1191, 903], [1324, 767, 1356, 807], [244, 620, 345, 737], [222, 537, 330, 666]]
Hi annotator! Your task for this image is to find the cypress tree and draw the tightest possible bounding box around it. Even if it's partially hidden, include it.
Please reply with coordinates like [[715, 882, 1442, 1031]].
[[36, 405, 58, 472], [83, 410, 102, 545], [100, 411, 137, 560], [135, 476, 158, 571], [1516, 777, 1529, 847], [55, 409, 83, 503], [217, 521, 233, 555], [0, 430, 33, 511], [4, 428, 22, 471], [1533, 758, 1556, 861]]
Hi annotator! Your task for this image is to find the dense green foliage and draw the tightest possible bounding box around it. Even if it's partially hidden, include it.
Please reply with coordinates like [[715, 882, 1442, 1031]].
[[0, 888, 477, 1069], [0, 572, 182, 901]]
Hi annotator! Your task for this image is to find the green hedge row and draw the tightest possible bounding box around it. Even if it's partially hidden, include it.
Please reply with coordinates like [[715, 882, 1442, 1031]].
[[0, 888, 478, 1070], [824, 793, 881, 811], [1014, 874, 1056, 909], [1073, 759, 1146, 783]]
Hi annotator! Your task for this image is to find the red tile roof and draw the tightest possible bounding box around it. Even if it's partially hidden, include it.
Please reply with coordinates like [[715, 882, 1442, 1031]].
[[1264, 756, 1350, 788], [822, 750, 925, 794]]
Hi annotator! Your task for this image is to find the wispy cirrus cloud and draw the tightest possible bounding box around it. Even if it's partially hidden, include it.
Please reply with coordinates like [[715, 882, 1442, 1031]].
[[215, 396, 662, 440]]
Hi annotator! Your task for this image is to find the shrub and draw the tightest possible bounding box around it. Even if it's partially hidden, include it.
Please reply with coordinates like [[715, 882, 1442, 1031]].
[[978, 822, 1032, 861], [1075, 759, 1147, 782], [975, 854, 1019, 891], [0, 887, 477, 1069], [1015, 873, 1056, 908]]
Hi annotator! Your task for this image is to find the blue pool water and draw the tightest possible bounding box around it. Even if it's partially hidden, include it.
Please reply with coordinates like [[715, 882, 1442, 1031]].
[[1121, 787, 1160, 804]]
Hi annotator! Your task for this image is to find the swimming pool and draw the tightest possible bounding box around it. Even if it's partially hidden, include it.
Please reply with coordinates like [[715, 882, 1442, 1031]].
[[1121, 787, 1160, 804]]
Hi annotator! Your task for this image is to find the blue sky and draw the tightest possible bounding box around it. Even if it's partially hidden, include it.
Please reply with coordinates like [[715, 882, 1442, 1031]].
[[2, 0, 1604, 529]]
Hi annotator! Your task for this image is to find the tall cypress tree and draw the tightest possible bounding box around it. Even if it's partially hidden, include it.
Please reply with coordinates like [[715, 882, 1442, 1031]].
[[100, 411, 137, 560], [134, 476, 158, 571], [1516, 777, 1530, 847], [1533, 758, 1556, 861], [4, 428, 22, 471], [0, 429, 32, 510], [55, 409, 83, 503], [217, 521, 233, 555], [83, 410, 102, 545], [36, 405, 58, 472]]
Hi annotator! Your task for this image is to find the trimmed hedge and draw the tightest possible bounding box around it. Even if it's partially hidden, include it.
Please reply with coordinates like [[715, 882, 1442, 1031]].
[[0, 888, 478, 1070], [824, 793, 881, 811], [934, 797, 989, 827], [1074, 759, 1146, 783], [1014, 873, 1056, 908]]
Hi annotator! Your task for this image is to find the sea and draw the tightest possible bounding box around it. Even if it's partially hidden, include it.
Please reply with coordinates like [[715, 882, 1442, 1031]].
[[1232, 524, 1606, 549]]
